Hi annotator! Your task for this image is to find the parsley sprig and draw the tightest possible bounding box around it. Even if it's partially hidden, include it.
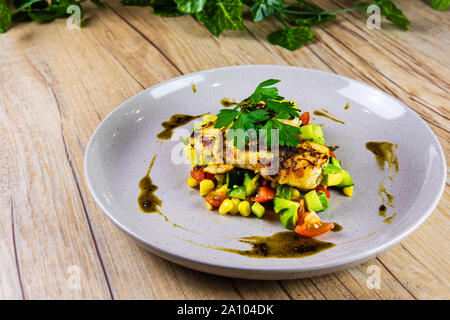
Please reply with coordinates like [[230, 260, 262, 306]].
[[214, 79, 302, 147]]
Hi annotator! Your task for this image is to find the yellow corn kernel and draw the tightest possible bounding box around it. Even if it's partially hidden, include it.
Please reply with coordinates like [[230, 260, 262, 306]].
[[215, 174, 225, 183], [218, 199, 233, 215], [291, 188, 300, 199], [343, 186, 353, 197], [230, 198, 241, 215], [187, 177, 199, 188], [199, 179, 215, 197], [238, 201, 251, 217], [205, 202, 214, 211]]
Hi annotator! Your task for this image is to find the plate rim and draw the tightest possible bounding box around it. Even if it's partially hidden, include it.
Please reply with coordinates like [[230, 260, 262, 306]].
[[84, 65, 447, 278]]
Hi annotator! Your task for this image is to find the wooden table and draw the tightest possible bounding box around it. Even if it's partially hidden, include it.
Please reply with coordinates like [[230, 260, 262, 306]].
[[1, 0, 448, 300]]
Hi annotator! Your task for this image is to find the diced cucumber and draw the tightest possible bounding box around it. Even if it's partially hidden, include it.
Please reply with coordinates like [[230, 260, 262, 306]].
[[226, 169, 245, 189], [336, 170, 354, 187], [273, 197, 298, 213], [313, 136, 325, 145], [243, 173, 259, 196], [322, 163, 342, 174], [304, 190, 324, 212], [321, 172, 344, 187], [276, 184, 292, 200], [317, 192, 329, 211], [227, 186, 246, 200]]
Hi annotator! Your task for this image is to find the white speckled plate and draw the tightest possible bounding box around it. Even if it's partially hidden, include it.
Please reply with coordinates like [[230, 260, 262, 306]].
[[84, 66, 446, 279]]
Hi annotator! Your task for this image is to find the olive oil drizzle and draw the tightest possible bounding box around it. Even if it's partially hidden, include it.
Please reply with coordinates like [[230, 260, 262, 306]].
[[187, 231, 336, 259], [220, 97, 238, 108], [191, 83, 197, 93], [366, 141, 399, 224], [344, 103, 350, 110], [157, 113, 205, 140], [313, 109, 345, 124], [331, 223, 343, 232]]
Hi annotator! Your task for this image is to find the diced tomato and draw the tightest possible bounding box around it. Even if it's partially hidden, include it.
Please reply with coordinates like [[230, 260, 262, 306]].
[[295, 221, 334, 237], [329, 151, 336, 158], [205, 172, 215, 181], [190, 167, 205, 182], [316, 185, 330, 198], [300, 112, 310, 126], [251, 186, 276, 203], [205, 191, 228, 208]]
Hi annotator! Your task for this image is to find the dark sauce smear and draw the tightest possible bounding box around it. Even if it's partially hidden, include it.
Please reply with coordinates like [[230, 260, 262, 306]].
[[379, 204, 387, 217], [220, 97, 238, 108], [157, 114, 204, 140], [313, 109, 345, 124], [138, 155, 168, 222], [331, 223, 343, 232], [365, 142, 399, 172], [219, 231, 335, 258]]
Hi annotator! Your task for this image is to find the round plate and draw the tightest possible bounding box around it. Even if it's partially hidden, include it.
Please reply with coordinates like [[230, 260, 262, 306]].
[[84, 65, 446, 279]]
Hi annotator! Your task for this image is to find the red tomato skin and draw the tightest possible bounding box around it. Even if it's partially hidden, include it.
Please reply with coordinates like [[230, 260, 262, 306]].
[[329, 151, 336, 158], [315, 185, 330, 198], [251, 186, 276, 203], [295, 222, 334, 237], [300, 112, 310, 125], [205, 172, 215, 180], [205, 192, 228, 208], [190, 167, 205, 182]]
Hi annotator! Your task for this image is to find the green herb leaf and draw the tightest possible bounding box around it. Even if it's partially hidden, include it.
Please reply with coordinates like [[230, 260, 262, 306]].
[[0, 0, 11, 33], [268, 26, 313, 51], [175, 0, 205, 13], [246, 0, 284, 22], [215, 109, 240, 128], [430, 0, 449, 10], [379, 0, 410, 30], [196, 0, 244, 37], [273, 119, 301, 146]]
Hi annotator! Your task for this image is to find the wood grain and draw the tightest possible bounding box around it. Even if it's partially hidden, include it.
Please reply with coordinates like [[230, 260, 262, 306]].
[[0, 0, 448, 299]]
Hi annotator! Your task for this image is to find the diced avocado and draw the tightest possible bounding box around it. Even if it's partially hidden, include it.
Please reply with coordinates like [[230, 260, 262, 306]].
[[317, 192, 329, 211], [300, 124, 323, 143], [251, 202, 265, 218], [299, 124, 314, 140], [273, 197, 299, 214], [336, 170, 354, 187], [276, 184, 292, 200], [322, 163, 342, 175], [321, 172, 344, 187], [280, 206, 299, 230], [226, 169, 245, 189], [243, 173, 259, 196], [227, 186, 246, 200], [304, 190, 324, 212], [343, 186, 353, 197], [331, 157, 341, 168]]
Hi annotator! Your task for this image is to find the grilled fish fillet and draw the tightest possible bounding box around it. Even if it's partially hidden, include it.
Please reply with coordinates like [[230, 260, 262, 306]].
[[186, 116, 329, 190]]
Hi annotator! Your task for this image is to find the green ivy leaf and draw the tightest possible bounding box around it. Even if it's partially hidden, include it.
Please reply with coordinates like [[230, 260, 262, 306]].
[[246, 0, 284, 22], [267, 26, 313, 51], [151, 0, 184, 16], [379, 0, 410, 30], [430, 0, 449, 10], [91, 0, 106, 8], [28, 0, 83, 22], [292, 0, 336, 26], [196, 0, 244, 37], [120, 0, 151, 6], [0, 0, 11, 33], [175, 0, 205, 13]]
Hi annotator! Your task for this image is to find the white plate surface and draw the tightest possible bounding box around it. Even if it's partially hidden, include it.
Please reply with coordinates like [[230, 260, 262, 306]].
[[85, 65, 446, 279]]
